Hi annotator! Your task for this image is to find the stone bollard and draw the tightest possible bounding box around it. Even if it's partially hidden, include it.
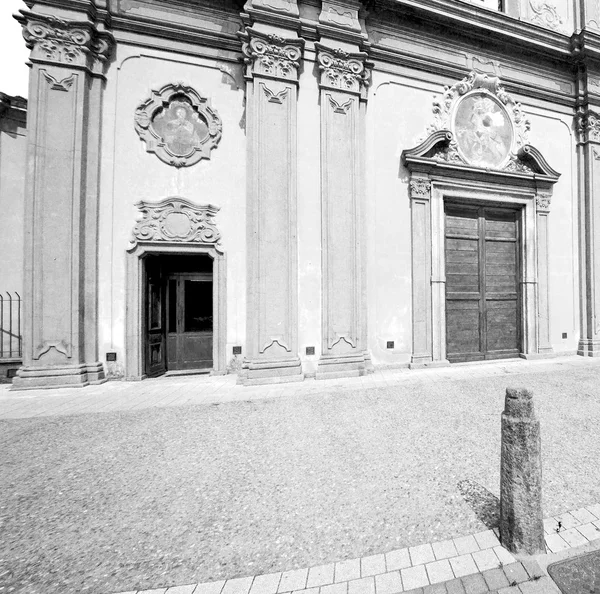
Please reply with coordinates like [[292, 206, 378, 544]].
[[500, 388, 545, 555]]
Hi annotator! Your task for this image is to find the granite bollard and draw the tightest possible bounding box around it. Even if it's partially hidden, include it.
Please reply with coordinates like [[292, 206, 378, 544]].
[[500, 388, 545, 555]]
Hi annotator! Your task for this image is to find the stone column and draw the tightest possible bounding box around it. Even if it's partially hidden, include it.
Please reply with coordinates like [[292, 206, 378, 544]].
[[314, 42, 372, 379], [238, 12, 305, 384], [12, 10, 113, 390], [535, 192, 553, 355]]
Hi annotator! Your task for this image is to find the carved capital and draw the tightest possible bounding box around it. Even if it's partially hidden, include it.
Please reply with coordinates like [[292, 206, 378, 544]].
[[576, 110, 600, 144], [239, 27, 304, 82], [315, 43, 370, 97], [535, 192, 551, 211], [409, 178, 431, 200], [131, 197, 223, 251], [17, 10, 113, 73]]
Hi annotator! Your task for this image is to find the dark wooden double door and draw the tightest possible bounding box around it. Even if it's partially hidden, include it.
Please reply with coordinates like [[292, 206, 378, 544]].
[[145, 256, 213, 377], [445, 203, 521, 362]]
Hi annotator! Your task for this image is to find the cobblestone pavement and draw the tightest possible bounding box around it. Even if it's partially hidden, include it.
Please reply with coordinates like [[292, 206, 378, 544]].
[[0, 356, 599, 594]]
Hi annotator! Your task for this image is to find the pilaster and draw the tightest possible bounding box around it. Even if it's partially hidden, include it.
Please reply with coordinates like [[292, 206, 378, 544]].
[[12, 9, 113, 389], [238, 8, 305, 384], [535, 191, 553, 354], [314, 39, 372, 379]]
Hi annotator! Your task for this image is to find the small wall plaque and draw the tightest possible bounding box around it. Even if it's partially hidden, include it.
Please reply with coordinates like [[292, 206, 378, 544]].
[[386, 341, 395, 349], [233, 346, 242, 355], [106, 352, 117, 362], [562, 333, 567, 339], [306, 346, 315, 356]]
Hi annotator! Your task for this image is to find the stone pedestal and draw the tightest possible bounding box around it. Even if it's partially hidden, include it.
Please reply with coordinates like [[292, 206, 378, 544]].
[[238, 5, 305, 385], [500, 388, 545, 555], [12, 10, 113, 390]]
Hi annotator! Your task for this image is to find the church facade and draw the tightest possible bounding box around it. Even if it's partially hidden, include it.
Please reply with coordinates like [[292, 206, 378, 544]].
[[3, 0, 600, 389]]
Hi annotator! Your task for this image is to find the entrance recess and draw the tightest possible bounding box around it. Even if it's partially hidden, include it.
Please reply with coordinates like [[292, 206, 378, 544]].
[[445, 203, 521, 362]]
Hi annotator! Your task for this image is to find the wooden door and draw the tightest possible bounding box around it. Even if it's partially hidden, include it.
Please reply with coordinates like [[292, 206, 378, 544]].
[[166, 273, 213, 370], [144, 257, 166, 377], [445, 204, 521, 362]]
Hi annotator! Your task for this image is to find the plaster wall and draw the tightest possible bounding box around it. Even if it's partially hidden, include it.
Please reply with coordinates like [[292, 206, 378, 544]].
[[98, 44, 246, 377]]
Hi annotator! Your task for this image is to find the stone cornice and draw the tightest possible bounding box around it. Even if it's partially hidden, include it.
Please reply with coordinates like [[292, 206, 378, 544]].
[[315, 42, 371, 98], [17, 10, 114, 74], [239, 27, 304, 82]]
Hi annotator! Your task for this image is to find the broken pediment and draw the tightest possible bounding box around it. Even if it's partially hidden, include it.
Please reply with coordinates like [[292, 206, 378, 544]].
[[402, 71, 560, 182]]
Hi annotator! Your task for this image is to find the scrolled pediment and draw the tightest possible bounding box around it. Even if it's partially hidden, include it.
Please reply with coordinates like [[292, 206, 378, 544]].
[[130, 197, 223, 251]]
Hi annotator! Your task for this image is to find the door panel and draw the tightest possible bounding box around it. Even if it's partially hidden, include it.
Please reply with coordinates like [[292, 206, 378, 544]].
[[144, 258, 166, 377], [445, 204, 520, 362]]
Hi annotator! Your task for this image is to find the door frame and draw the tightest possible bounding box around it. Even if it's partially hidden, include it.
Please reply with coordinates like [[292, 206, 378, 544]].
[[408, 177, 553, 367], [125, 243, 226, 379]]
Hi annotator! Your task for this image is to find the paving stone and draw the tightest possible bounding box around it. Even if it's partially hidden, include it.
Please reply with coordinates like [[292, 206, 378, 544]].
[[348, 577, 375, 594], [401, 565, 429, 591], [386, 548, 411, 571], [374, 570, 403, 594], [424, 559, 453, 585], [449, 555, 478, 578], [473, 530, 500, 550], [279, 570, 308, 593], [166, 586, 198, 594], [320, 584, 347, 594], [461, 573, 488, 594], [571, 507, 598, 524], [482, 568, 509, 591], [544, 533, 570, 553], [293, 588, 319, 594], [307, 565, 335, 588], [453, 536, 480, 556], [335, 559, 361, 583], [402, 589, 424, 594], [497, 587, 522, 594], [587, 503, 600, 519], [471, 548, 500, 572], [553, 512, 580, 530], [491, 546, 515, 567], [502, 563, 528, 586], [409, 543, 436, 566], [576, 521, 600, 541], [196, 581, 227, 594], [361, 555, 386, 578], [518, 577, 558, 594], [559, 526, 589, 548], [251, 574, 283, 594], [431, 540, 458, 561], [423, 584, 448, 594], [542, 518, 558, 535], [138, 589, 167, 594], [223, 577, 254, 594], [445, 578, 466, 594], [519, 560, 543, 581]]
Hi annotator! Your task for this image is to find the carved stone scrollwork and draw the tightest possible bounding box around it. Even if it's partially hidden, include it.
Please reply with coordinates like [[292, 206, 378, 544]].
[[134, 82, 223, 168], [18, 11, 113, 72], [131, 197, 223, 252], [529, 0, 564, 32], [315, 43, 370, 97], [409, 179, 431, 200], [239, 27, 304, 82], [536, 193, 551, 211], [576, 110, 600, 144]]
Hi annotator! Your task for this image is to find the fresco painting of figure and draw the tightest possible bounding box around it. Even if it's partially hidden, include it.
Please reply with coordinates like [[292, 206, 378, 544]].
[[152, 100, 210, 156]]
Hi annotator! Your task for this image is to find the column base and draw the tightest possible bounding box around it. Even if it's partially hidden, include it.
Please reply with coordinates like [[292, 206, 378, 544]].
[[315, 352, 373, 380], [408, 357, 449, 369], [238, 357, 304, 385], [11, 362, 106, 391], [577, 339, 600, 356]]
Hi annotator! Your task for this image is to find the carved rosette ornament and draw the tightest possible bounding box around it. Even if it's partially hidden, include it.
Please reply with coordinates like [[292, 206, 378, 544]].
[[239, 28, 304, 82], [134, 83, 223, 168], [315, 43, 370, 98], [131, 197, 223, 251], [17, 11, 113, 73], [576, 110, 600, 144]]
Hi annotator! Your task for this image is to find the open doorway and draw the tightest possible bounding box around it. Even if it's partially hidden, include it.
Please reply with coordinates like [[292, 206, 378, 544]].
[[143, 254, 213, 377]]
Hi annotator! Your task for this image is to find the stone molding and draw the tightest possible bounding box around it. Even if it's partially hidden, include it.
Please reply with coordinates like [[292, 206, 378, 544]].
[[134, 82, 223, 168], [528, 0, 564, 32], [576, 109, 600, 144], [535, 192, 551, 211], [244, 0, 299, 17], [240, 27, 304, 82], [17, 10, 113, 74], [318, 0, 362, 33], [130, 197, 223, 251], [315, 43, 370, 98], [409, 179, 432, 200]]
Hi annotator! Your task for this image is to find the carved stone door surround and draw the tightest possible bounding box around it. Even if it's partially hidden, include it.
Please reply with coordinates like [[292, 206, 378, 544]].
[[402, 72, 560, 367], [125, 197, 226, 379]]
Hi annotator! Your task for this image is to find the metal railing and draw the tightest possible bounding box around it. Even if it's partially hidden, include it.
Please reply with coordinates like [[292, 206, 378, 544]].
[[0, 292, 22, 359]]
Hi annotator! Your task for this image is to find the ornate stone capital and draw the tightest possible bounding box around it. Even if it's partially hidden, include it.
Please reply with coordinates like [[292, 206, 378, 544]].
[[239, 27, 304, 82], [315, 43, 370, 97], [18, 11, 113, 73], [131, 197, 223, 251], [535, 192, 551, 211], [409, 178, 431, 200], [576, 109, 600, 144], [134, 82, 223, 168]]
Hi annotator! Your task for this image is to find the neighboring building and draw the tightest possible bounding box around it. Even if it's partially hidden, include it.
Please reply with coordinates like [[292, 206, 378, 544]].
[[3, 0, 600, 389]]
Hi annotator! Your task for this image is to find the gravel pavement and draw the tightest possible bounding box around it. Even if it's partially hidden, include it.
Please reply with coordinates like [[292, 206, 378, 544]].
[[1, 365, 599, 594]]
